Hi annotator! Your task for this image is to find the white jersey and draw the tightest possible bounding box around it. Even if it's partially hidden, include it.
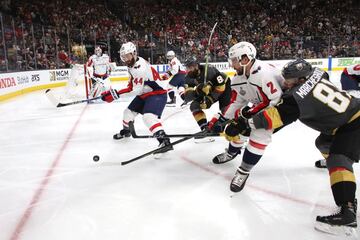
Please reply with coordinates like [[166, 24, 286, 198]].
[[87, 54, 111, 77], [224, 59, 284, 120], [344, 64, 360, 77], [119, 56, 166, 98], [168, 57, 186, 75]]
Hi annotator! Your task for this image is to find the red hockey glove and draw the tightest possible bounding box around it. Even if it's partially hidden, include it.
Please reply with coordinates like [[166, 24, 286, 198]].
[[161, 73, 170, 80], [101, 88, 120, 103]]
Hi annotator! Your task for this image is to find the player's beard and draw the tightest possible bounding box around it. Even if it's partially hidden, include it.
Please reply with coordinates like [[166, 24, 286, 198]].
[[125, 58, 136, 67], [236, 67, 244, 76]]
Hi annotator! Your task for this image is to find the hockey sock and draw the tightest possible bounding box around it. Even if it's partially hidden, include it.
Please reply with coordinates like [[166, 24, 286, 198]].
[[193, 111, 207, 130], [329, 167, 356, 206], [240, 148, 262, 172], [228, 144, 241, 156]]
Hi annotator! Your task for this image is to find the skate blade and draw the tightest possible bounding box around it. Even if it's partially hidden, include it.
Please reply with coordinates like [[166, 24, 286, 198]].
[[314, 222, 358, 238], [194, 137, 215, 144]]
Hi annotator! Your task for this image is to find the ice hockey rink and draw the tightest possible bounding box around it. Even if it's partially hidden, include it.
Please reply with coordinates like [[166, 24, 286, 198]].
[[0, 71, 359, 240]]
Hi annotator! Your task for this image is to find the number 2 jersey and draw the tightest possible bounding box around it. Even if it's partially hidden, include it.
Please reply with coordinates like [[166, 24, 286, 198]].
[[117, 56, 166, 98], [223, 59, 284, 119], [252, 67, 360, 135]]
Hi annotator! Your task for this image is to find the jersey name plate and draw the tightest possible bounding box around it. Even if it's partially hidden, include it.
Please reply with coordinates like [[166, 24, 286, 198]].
[[296, 68, 324, 99]]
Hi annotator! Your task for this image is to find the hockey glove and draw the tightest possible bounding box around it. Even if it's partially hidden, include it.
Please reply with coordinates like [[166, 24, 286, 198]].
[[239, 106, 253, 119], [101, 88, 120, 103], [161, 72, 170, 80], [224, 119, 250, 142], [208, 114, 228, 133], [195, 83, 212, 96], [200, 96, 214, 109], [184, 87, 197, 102]]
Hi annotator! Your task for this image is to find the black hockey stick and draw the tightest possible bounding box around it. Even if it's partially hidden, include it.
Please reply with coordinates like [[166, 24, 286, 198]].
[[121, 131, 204, 166], [128, 121, 220, 139], [45, 89, 102, 107]]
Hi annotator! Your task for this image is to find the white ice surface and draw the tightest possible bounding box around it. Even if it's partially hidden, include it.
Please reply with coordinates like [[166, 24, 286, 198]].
[[0, 71, 359, 240]]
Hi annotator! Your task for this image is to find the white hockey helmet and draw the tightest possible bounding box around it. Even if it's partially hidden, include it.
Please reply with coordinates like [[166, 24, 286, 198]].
[[228, 41, 257, 65], [120, 42, 137, 62], [166, 50, 175, 60], [95, 46, 102, 56]]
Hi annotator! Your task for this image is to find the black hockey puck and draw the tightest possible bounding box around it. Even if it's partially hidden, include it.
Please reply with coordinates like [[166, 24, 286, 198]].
[[93, 155, 100, 162]]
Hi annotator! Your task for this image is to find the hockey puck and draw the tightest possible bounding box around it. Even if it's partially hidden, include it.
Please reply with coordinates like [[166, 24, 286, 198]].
[[93, 155, 100, 162]]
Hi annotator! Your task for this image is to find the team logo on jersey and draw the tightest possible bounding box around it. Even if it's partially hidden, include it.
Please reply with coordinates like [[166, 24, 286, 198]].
[[239, 87, 246, 96]]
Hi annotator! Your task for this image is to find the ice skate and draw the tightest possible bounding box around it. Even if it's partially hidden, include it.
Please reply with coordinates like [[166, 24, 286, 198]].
[[113, 129, 131, 140], [166, 98, 176, 107], [315, 200, 357, 237], [315, 159, 327, 168], [153, 130, 174, 155], [230, 167, 250, 192], [212, 149, 237, 164]]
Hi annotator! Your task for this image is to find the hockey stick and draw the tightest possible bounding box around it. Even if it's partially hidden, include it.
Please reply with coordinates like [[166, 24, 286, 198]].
[[121, 131, 203, 166], [204, 22, 218, 83], [45, 89, 101, 107], [128, 121, 220, 138]]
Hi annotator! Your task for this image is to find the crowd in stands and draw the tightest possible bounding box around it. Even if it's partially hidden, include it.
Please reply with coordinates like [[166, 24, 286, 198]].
[[0, 0, 359, 72]]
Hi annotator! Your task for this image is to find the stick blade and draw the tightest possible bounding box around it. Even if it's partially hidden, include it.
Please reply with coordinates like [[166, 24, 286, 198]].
[[45, 89, 61, 107]]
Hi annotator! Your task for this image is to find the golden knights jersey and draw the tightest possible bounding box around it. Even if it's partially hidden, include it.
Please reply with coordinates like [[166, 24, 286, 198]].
[[185, 65, 227, 87], [252, 68, 360, 135]]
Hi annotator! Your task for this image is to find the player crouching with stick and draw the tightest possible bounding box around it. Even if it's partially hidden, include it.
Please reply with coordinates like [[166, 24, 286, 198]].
[[100, 42, 173, 154]]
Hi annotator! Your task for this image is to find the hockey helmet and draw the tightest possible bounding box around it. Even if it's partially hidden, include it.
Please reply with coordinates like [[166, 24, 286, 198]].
[[282, 59, 313, 80], [228, 41, 257, 64], [120, 42, 137, 67], [185, 56, 200, 78], [184, 56, 199, 67], [166, 50, 176, 60]]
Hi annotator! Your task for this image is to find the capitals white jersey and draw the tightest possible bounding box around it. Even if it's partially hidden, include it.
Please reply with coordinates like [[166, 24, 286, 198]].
[[87, 54, 111, 77], [118, 56, 166, 98], [168, 57, 186, 75], [224, 60, 284, 119], [344, 64, 360, 78]]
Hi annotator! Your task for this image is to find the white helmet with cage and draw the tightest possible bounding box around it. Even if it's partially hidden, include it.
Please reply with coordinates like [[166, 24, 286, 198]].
[[120, 42, 137, 66], [166, 50, 175, 60], [228, 41, 257, 66]]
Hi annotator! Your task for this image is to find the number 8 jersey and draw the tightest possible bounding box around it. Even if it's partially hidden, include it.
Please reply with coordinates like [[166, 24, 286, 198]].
[[252, 67, 360, 135]]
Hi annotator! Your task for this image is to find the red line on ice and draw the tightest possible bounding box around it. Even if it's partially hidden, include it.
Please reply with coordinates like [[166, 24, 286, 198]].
[[180, 155, 331, 210], [9, 105, 88, 240]]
